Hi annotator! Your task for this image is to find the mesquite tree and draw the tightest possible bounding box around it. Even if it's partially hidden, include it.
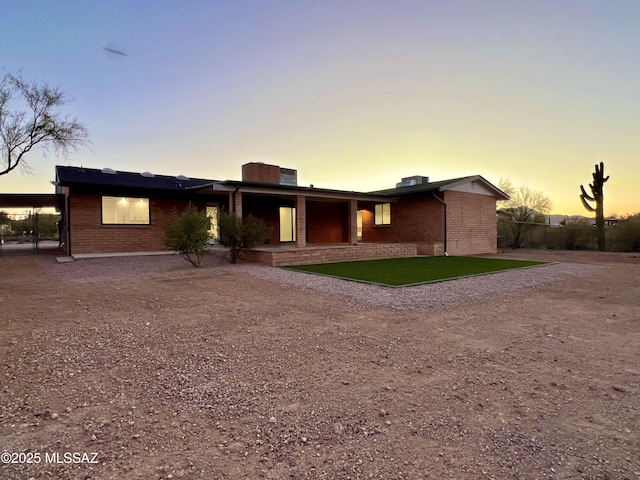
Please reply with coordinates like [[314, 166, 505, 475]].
[[0, 72, 88, 176], [580, 162, 609, 251]]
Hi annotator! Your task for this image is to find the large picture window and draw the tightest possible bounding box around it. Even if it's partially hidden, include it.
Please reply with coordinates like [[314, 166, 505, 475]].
[[102, 196, 150, 225], [374, 203, 391, 225]]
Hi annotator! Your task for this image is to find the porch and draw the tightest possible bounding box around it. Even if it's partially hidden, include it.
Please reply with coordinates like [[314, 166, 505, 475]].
[[243, 242, 418, 267]]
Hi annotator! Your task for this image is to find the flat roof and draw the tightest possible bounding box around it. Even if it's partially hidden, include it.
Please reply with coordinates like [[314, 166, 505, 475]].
[[56, 166, 217, 191]]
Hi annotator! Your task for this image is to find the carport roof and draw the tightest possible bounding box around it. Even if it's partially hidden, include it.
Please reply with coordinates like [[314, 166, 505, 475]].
[[0, 193, 64, 209]]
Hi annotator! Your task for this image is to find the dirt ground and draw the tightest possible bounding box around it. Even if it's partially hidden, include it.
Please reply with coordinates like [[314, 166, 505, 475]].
[[1, 250, 638, 479]]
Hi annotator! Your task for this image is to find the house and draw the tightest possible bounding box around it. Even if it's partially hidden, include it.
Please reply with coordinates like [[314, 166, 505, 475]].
[[54, 162, 508, 265]]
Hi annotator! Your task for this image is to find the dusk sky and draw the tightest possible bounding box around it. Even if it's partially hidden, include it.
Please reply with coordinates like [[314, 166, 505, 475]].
[[1, 0, 638, 215]]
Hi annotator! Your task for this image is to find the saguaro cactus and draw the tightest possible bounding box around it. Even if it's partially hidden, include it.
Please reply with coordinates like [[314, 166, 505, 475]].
[[580, 162, 609, 251]]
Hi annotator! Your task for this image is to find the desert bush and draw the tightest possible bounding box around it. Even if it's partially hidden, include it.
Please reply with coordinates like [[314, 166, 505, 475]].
[[164, 205, 210, 267], [219, 212, 269, 263], [560, 218, 597, 250], [610, 213, 640, 252]]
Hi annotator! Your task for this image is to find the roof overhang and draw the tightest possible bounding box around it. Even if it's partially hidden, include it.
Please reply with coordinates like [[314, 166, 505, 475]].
[[371, 175, 510, 200], [191, 182, 393, 203], [439, 176, 510, 200]]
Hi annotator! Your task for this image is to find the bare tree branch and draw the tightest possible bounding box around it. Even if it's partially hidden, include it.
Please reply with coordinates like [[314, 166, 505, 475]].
[[0, 72, 89, 176]]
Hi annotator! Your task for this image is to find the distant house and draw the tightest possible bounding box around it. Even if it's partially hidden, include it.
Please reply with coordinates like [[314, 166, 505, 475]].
[[54, 163, 508, 265]]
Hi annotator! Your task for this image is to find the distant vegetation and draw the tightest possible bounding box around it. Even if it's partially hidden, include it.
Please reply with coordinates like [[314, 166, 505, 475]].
[[497, 179, 551, 249], [610, 213, 640, 252], [0, 211, 60, 241], [497, 213, 640, 252]]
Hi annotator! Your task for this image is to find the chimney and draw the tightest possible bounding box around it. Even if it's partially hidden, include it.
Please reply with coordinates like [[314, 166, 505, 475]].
[[242, 162, 297, 186]]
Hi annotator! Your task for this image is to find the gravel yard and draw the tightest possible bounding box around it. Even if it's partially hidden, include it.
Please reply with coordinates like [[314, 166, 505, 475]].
[[1, 250, 639, 479]]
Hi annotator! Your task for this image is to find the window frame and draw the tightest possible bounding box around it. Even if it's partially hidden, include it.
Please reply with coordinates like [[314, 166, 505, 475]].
[[101, 196, 151, 226], [374, 203, 391, 226]]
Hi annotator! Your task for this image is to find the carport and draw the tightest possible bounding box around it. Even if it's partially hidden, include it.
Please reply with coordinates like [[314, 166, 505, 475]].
[[0, 193, 65, 255]]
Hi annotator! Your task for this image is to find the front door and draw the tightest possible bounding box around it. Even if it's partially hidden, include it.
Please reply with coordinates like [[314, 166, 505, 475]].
[[206, 205, 220, 244], [279, 206, 296, 242]]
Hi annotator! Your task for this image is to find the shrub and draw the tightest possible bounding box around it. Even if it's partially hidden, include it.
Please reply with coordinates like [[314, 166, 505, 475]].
[[164, 205, 210, 267], [219, 212, 269, 263], [560, 218, 597, 250], [611, 213, 640, 252]]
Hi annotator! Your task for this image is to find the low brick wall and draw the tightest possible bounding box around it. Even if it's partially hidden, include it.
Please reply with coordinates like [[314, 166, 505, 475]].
[[416, 242, 445, 256], [244, 243, 418, 266]]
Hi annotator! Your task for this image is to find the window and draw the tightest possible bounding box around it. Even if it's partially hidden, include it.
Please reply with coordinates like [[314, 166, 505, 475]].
[[357, 210, 363, 239], [279, 206, 296, 242], [102, 196, 150, 225], [374, 203, 391, 225]]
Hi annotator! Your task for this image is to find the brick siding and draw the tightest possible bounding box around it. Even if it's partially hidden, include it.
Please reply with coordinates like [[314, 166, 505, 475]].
[[444, 191, 497, 255], [242, 194, 282, 244], [306, 201, 348, 243], [360, 192, 497, 256], [241, 163, 280, 184], [361, 195, 446, 255], [68, 193, 202, 254]]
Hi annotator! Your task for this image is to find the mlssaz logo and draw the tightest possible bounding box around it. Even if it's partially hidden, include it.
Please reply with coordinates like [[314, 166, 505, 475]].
[[45, 452, 99, 464]]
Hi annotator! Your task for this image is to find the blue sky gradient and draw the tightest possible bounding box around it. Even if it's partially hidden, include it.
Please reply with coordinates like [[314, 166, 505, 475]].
[[1, 0, 639, 215]]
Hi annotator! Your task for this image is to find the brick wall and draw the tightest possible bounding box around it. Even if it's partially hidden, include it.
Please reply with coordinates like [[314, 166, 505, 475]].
[[361, 195, 445, 255], [444, 190, 497, 255], [306, 201, 348, 243], [244, 243, 417, 266], [360, 191, 497, 256], [68, 193, 201, 254], [242, 194, 282, 244]]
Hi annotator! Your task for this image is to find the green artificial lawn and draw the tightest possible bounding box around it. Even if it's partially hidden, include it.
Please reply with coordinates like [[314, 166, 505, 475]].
[[284, 256, 547, 287]]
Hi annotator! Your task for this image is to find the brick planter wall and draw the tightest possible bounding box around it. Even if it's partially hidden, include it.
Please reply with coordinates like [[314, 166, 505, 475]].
[[243, 243, 417, 266]]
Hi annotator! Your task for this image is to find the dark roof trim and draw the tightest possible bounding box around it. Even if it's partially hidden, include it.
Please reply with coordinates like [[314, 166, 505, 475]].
[[370, 175, 509, 200], [193, 180, 392, 202]]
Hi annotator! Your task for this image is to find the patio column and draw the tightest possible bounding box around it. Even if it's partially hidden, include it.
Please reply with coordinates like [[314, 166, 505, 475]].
[[229, 189, 242, 218], [295, 195, 306, 248], [348, 199, 358, 245]]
